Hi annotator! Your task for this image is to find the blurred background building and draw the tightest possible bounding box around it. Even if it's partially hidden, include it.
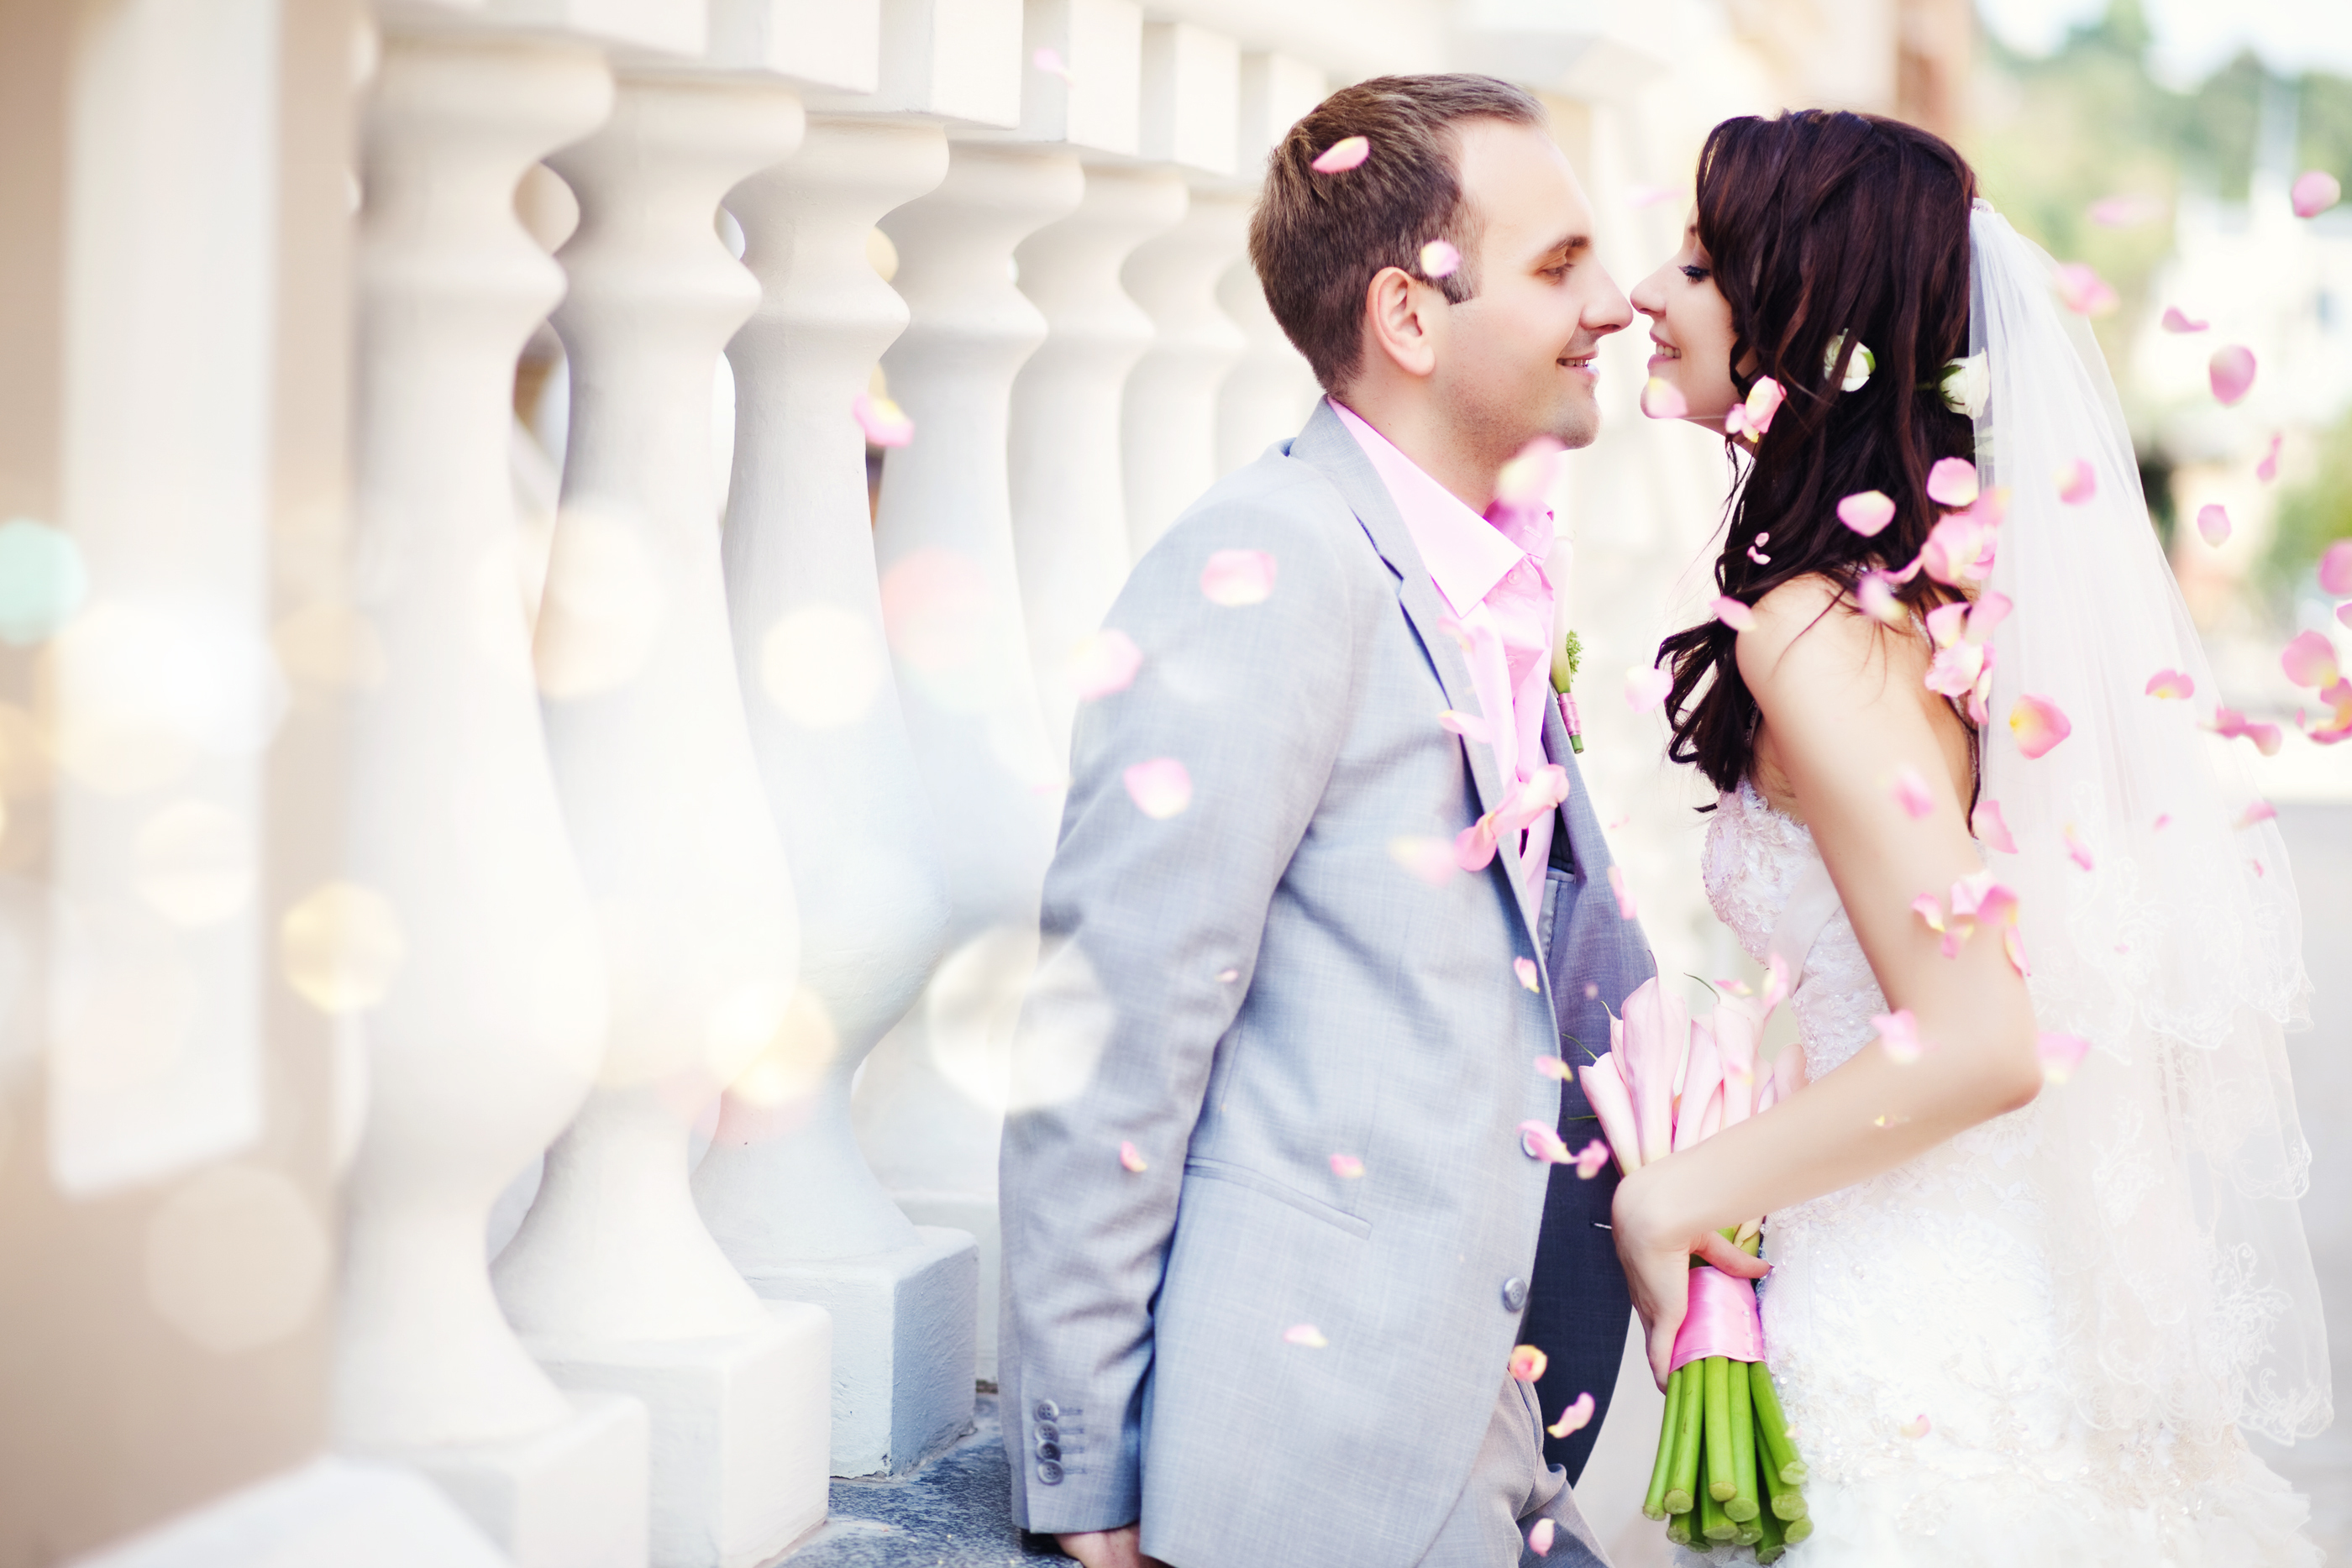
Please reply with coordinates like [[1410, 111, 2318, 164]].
[[0, 0, 2342, 1565]]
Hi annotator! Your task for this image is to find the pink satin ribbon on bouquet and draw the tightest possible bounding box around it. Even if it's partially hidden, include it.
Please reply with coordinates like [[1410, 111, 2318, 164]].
[[1667, 1264, 1766, 1374]]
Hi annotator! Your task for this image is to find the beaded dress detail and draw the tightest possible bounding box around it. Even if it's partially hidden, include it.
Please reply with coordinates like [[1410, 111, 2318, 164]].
[[1675, 779, 2318, 1565]]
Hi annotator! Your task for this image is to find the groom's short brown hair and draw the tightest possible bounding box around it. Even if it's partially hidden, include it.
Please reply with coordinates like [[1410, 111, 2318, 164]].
[[1249, 74, 1545, 392]]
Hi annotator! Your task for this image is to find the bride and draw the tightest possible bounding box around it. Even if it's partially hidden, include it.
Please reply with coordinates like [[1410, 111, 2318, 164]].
[[1612, 108, 2331, 1562]]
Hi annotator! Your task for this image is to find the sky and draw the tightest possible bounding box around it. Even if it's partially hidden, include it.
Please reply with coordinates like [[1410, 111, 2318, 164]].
[[1976, 0, 2352, 86]]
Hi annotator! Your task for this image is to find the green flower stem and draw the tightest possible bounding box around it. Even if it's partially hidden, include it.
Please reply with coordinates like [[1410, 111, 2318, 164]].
[[1735, 1518, 1764, 1547], [1749, 1361, 1809, 1487], [1665, 1509, 1693, 1548], [1697, 1444, 1735, 1543], [1704, 1357, 1736, 1502], [1783, 1513, 1814, 1545], [1666, 1361, 1703, 1515], [1755, 1491, 1789, 1563], [1643, 1364, 1683, 1521], [1726, 1361, 1760, 1523]]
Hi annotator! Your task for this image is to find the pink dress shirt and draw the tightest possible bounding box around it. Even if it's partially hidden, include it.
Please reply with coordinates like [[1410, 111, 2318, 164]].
[[1330, 399, 1558, 929]]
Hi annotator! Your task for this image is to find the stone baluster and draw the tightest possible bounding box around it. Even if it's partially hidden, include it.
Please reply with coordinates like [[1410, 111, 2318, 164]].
[[335, 32, 650, 1568], [490, 71, 831, 1568], [1008, 162, 1186, 753], [1215, 50, 1326, 473], [1120, 21, 1247, 556], [692, 115, 978, 1481]]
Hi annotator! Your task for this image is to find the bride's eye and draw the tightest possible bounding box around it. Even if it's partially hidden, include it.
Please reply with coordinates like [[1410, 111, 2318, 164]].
[[1681, 263, 1711, 284]]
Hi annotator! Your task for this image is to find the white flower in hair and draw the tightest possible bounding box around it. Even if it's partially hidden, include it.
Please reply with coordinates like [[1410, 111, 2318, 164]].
[[1940, 353, 1989, 418], [1824, 332, 1875, 392]]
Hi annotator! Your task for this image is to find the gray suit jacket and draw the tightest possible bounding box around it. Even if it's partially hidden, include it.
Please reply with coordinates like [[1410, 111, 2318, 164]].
[[1000, 401, 1655, 1568]]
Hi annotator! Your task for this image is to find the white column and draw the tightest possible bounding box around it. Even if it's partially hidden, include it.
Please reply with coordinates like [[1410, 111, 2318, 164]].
[[1008, 162, 1186, 755], [491, 72, 830, 1568], [851, 137, 1084, 1384], [692, 115, 978, 1480], [335, 32, 648, 1568], [1215, 48, 1326, 473]]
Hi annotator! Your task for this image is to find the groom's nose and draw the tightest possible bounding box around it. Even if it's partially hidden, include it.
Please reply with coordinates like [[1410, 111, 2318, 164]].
[[1582, 265, 1634, 338]]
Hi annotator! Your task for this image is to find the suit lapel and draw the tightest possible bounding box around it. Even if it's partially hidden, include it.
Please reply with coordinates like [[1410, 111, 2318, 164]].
[[1285, 402, 1530, 904], [1542, 694, 1609, 884]]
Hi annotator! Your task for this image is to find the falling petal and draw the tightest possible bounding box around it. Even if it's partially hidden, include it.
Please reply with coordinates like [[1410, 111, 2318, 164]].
[[1739, 377, 1785, 436], [1971, 799, 2018, 852], [1910, 894, 1945, 935], [1856, 569, 1906, 627], [1626, 184, 1678, 209], [1032, 45, 1070, 80], [2320, 541, 2352, 597], [2340, 604, 2352, 631], [1068, 628, 1142, 699], [2004, 925, 2033, 978], [2292, 170, 2344, 218], [2145, 669, 2195, 700], [1509, 1344, 1549, 1382], [2256, 433, 2283, 484], [1119, 1141, 1147, 1173], [1437, 708, 1494, 744], [2281, 631, 2341, 689], [1640, 377, 1689, 420], [2155, 813, 2172, 831], [2055, 459, 2097, 506], [2236, 801, 2277, 830], [1515, 957, 1541, 992], [1901, 1413, 1933, 1440], [1606, 863, 1638, 920], [1528, 1517, 1558, 1555], [2208, 345, 2257, 406], [1418, 239, 1462, 279], [1311, 136, 1370, 174], [1571, 1140, 1610, 1179], [2196, 504, 2232, 547], [2037, 1031, 2091, 1086], [1925, 457, 1979, 508], [850, 391, 914, 447], [2087, 193, 2164, 228], [1217, 968, 1241, 983], [1389, 835, 1460, 886], [2064, 825, 2095, 871], [1872, 1009, 1925, 1064], [1518, 1120, 1570, 1163], [1200, 548, 1278, 606], [1284, 1323, 1329, 1348], [1888, 764, 1935, 819], [2009, 695, 2071, 758], [1329, 1153, 1365, 1179], [1837, 490, 1897, 537], [2160, 307, 2209, 334], [1497, 437, 1565, 510], [1535, 1055, 1569, 1080], [1625, 665, 1673, 714], [1454, 815, 1499, 872], [1122, 758, 1193, 818], [1712, 595, 1756, 632], [2052, 262, 2118, 316]]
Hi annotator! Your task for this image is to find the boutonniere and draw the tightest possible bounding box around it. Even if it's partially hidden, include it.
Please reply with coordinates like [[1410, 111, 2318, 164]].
[[1552, 628, 1585, 753]]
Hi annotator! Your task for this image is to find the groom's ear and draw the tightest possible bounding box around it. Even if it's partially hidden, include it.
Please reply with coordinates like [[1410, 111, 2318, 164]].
[[1361, 265, 1443, 382]]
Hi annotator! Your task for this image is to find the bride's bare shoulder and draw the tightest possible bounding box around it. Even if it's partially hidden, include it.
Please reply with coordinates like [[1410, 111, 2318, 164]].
[[1731, 574, 1921, 696]]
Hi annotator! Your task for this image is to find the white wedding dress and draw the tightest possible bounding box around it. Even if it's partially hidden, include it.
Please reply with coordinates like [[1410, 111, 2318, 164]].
[[1680, 777, 2319, 1565]]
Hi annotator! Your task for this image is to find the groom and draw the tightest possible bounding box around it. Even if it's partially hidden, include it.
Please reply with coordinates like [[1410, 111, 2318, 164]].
[[1000, 75, 1652, 1568]]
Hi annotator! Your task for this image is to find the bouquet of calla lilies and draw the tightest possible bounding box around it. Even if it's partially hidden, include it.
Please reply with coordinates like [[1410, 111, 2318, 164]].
[[1580, 970, 1816, 1562]]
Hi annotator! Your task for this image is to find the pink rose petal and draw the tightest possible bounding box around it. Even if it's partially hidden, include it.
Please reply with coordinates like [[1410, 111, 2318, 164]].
[[2055, 459, 2097, 506], [1454, 815, 1499, 873], [1889, 763, 1935, 819], [1515, 957, 1541, 993], [1640, 377, 1689, 419], [2160, 306, 2209, 333], [2321, 540, 2352, 597], [1925, 457, 1980, 508], [2088, 193, 2164, 228], [1606, 863, 1637, 920], [1570, 1140, 1610, 1180], [1713, 595, 1756, 631], [2282, 631, 2342, 690], [1902, 1413, 1933, 1439], [1911, 894, 1946, 937], [1971, 799, 2017, 852], [2208, 705, 2285, 757], [1856, 569, 1906, 627], [1119, 1141, 1147, 1172], [2209, 344, 2257, 406], [1068, 627, 1142, 699], [1838, 489, 1897, 536], [1627, 185, 1679, 209], [1437, 708, 1494, 744], [1329, 1152, 1365, 1179], [2064, 824, 2095, 871], [2236, 801, 2277, 830], [1419, 239, 1462, 279], [2145, 669, 2194, 700], [1535, 1055, 1569, 1080], [1284, 1323, 1328, 1348], [2340, 603, 2352, 631], [851, 391, 914, 447], [1873, 1008, 1925, 1064], [1122, 758, 1193, 818], [2054, 262, 2118, 316], [1547, 1392, 1597, 1441], [1200, 548, 1277, 606], [2256, 433, 2282, 484], [1389, 835, 1459, 887], [2292, 170, 2343, 219], [1528, 1518, 1558, 1555], [1625, 665, 1674, 713], [1497, 437, 1565, 510], [1509, 1344, 1549, 1382], [1310, 135, 1369, 174], [2197, 504, 2233, 547], [2037, 1031, 2091, 1086], [1730, 376, 1784, 438], [1519, 1120, 1570, 1163], [1032, 45, 1070, 80], [2008, 695, 2071, 758]]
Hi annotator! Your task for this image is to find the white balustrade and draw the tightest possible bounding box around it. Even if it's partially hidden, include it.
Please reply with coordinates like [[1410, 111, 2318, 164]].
[[335, 31, 649, 1568], [693, 114, 979, 1479], [1120, 187, 1249, 554], [490, 71, 830, 1568], [1215, 258, 1323, 475], [851, 139, 1084, 1383], [1008, 163, 1187, 754]]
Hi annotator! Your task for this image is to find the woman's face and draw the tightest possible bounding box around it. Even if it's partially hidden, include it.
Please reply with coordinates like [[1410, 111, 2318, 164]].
[[1630, 217, 1743, 433]]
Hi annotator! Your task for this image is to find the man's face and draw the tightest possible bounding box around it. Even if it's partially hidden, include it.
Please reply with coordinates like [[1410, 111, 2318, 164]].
[[1433, 119, 1630, 459]]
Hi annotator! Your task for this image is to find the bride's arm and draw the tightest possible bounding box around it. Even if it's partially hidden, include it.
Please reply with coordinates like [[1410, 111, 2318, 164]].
[[1612, 576, 2043, 1385]]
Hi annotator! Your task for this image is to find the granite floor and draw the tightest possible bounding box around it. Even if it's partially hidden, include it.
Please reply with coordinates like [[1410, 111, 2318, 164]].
[[777, 1397, 1072, 1567]]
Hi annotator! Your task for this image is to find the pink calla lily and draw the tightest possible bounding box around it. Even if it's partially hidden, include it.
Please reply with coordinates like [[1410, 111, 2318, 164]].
[[1578, 1055, 1644, 1177]]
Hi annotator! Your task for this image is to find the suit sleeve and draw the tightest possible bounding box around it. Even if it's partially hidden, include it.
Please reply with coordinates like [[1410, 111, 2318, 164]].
[[999, 483, 1360, 1534]]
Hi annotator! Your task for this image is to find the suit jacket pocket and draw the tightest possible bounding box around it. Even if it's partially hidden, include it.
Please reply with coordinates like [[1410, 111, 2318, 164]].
[[1182, 1156, 1373, 1240]]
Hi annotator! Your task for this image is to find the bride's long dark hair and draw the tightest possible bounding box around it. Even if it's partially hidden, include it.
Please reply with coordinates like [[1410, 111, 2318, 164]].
[[1657, 111, 1980, 796]]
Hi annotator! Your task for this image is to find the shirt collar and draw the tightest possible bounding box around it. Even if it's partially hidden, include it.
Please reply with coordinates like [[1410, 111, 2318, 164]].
[[1327, 398, 1543, 619]]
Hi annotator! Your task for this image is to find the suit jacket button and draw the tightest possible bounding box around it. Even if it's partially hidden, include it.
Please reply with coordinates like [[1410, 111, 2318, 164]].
[[1037, 1440, 1061, 1461], [1502, 1277, 1529, 1312], [1036, 1422, 1059, 1442], [1037, 1459, 1065, 1486], [1034, 1399, 1060, 1422]]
